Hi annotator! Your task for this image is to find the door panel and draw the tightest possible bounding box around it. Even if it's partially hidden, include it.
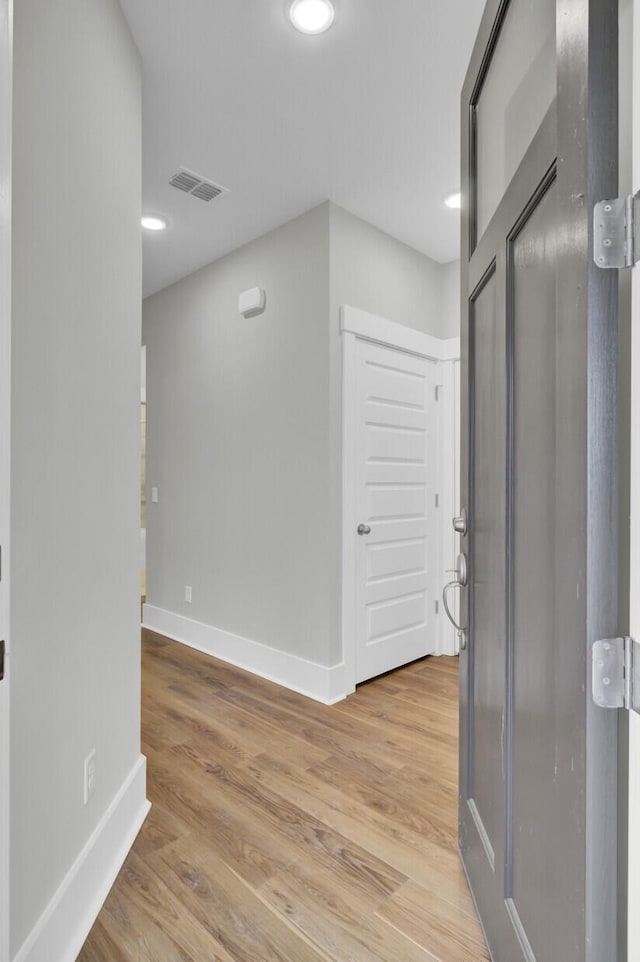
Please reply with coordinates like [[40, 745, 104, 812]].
[[510, 177, 559, 960], [366, 538, 427, 581], [470, 264, 506, 872], [355, 338, 436, 682], [459, 1, 619, 960], [365, 423, 426, 465], [365, 484, 427, 522], [475, 0, 555, 240]]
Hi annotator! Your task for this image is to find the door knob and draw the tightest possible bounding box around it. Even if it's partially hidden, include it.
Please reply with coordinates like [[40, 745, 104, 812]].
[[453, 509, 467, 536], [357, 524, 371, 535]]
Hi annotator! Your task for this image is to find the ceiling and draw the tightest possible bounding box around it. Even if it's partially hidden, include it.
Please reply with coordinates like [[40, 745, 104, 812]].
[[120, 0, 486, 298]]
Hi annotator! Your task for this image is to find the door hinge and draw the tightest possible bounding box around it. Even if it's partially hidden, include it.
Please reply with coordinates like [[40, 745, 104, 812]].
[[0, 639, 4, 681], [592, 637, 640, 713], [593, 192, 640, 269]]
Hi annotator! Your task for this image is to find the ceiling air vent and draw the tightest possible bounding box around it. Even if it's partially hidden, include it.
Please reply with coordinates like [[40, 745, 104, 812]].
[[169, 168, 228, 202]]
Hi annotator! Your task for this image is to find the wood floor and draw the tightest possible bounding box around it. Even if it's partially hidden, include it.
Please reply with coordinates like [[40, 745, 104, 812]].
[[78, 631, 489, 962]]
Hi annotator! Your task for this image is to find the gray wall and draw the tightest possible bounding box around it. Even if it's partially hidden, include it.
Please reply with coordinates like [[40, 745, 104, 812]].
[[10, 0, 141, 953], [144, 201, 458, 671], [439, 260, 461, 340], [143, 204, 333, 664], [329, 203, 448, 337]]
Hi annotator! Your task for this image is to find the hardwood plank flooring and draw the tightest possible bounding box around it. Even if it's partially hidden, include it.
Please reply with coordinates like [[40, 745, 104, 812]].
[[78, 631, 489, 962]]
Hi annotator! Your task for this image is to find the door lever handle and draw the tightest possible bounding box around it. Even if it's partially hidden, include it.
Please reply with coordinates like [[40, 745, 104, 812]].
[[442, 552, 468, 651], [442, 581, 466, 633]]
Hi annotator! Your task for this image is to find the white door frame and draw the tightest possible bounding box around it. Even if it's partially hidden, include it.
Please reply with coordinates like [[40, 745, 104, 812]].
[[341, 305, 460, 690], [628, 2, 640, 955], [0, 1, 11, 959]]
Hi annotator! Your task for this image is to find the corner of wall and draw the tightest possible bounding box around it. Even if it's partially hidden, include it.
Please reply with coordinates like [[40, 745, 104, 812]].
[[142, 604, 354, 704], [143, 201, 337, 672], [13, 758, 150, 962]]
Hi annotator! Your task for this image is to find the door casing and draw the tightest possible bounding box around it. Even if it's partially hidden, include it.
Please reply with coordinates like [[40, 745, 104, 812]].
[[0, 1, 11, 959], [341, 304, 460, 688]]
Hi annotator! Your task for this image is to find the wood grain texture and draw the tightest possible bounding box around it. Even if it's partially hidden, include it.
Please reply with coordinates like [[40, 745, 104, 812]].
[[78, 631, 489, 961]]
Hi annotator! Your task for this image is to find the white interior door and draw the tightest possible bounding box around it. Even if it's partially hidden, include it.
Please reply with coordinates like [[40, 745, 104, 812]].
[[0, 1, 11, 959], [353, 337, 437, 682], [628, 2, 640, 956]]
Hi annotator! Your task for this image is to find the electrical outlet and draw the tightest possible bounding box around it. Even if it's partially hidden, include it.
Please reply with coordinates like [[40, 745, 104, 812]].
[[83, 749, 96, 805], [151, 486, 159, 503], [185, 585, 192, 604]]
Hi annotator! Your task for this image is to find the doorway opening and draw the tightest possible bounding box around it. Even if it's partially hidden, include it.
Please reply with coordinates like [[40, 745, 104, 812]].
[[341, 305, 461, 689]]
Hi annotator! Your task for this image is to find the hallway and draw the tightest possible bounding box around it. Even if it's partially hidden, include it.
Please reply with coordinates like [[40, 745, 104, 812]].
[[78, 631, 489, 961]]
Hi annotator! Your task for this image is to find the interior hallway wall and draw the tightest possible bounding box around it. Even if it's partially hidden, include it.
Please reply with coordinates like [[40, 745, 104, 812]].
[[143, 201, 460, 680], [10, 0, 143, 955], [329, 203, 448, 338], [143, 204, 333, 665]]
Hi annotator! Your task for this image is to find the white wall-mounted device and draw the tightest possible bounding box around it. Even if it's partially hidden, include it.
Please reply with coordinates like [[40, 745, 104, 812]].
[[238, 287, 266, 318]]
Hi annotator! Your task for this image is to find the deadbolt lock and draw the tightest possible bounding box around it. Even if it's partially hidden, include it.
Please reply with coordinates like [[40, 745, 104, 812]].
[[453, 509, 468, 536]]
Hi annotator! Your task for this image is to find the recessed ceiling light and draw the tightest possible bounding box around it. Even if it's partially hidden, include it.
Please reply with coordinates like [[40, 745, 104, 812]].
[[289, 0, 335, 34], [444, 192, 462, 210], [141, 215, 168, 231]]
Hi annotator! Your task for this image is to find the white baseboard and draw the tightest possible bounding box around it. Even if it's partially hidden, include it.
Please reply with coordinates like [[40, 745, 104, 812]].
[[14, 755, 150, 962], [142, 604, 354, 705]]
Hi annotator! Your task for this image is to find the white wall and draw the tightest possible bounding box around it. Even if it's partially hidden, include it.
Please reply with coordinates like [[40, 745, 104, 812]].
[[10, 1, 144, 957], [329, 203, 447, 337], [143, 204, 333, 666], [143, 201, 459, 689]]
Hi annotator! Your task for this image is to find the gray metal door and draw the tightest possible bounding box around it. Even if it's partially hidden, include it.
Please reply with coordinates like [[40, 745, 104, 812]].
[[457, 1, 620, 960]]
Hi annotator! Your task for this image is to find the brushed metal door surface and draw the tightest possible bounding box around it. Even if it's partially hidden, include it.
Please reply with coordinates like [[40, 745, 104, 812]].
[[458, 0, 619, 959]]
